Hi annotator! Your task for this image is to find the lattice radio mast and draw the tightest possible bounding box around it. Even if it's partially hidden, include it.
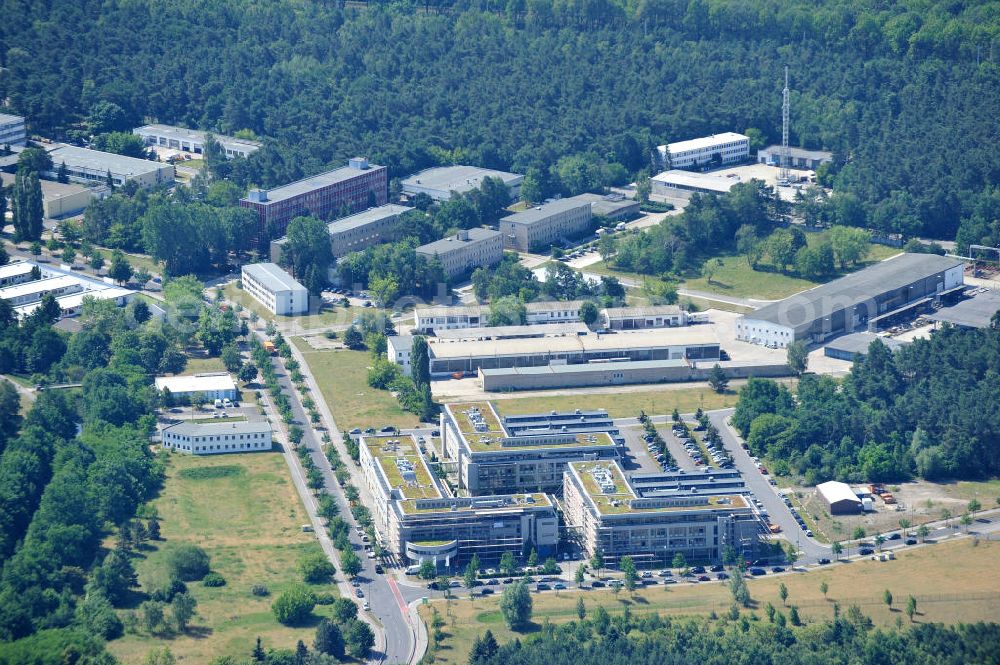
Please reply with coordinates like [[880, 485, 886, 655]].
[[780, 66, 790, 183]]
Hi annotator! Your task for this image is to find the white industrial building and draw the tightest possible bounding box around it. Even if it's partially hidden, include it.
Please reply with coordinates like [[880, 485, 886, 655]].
[[134, 124, 261, 159], [161, 420, 272, 455], [401, 165, 523, 201], [657, 132, 749, 169], [499, 198, 593, 252], [415, 228, 504, 279], [412, 300, 586, 333], [602, 305, 688, 329], [241, 262, 309, 315], [736, 253, 965, 347], [0, 261, 136, 319], [44, 144, 175, 189], [154, 373, 239, 403], [0, 275, 84, 306], [0, 113, 27, 147], [651, 170, 740, 199], [816, 481, 863, 515]]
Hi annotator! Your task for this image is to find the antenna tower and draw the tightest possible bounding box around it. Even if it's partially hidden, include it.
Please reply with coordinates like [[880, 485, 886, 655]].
[[780, 66, 790, 183]]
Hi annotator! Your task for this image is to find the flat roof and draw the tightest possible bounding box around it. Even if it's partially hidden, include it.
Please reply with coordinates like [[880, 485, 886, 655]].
[[364, 435, 441, 500], [928, 290, 1000, 329], [0, 262, 35, 280], [428, 328, 719, 360], [135, 124, 261, 149], [14, 287, 134, 317], [0, 173, 91, 200], [604, 305, 683, 319], [0, 113, 24, 124], [663, 132, 748, 154], [415, 304, 487, 319], [500, 198, 592, 227], [744, 254, 965, 333], [416, 228, 501, 255], [154, 373, 237, 394], [445, 401, 616, 452], [759, 145, 833, 161], [567, 193, 638, 216], [47, 144, 169, 176], [328, 204, 412, 234], [526, 299, 586, 313], [402, 165, 523, 194], [480, 358, 688, 377], [651, 169, 738, 193], [433, 322, 589, 340], [247, 162, 383, 205], [399, 492, 551, 515], [816, 481, 862, 505], [824, 332, 907, 356], [163, 420, 270, 437], [0, 275, 81, 300], [241, 263, 305, 293]]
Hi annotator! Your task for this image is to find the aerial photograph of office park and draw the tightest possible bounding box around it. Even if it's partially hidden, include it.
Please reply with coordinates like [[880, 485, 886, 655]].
[[0, 1, 998, 664]]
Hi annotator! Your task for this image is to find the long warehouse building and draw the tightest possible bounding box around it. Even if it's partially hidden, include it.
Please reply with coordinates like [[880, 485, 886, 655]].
[[736, 253, 965, 348], [426, 327, 720, 376]]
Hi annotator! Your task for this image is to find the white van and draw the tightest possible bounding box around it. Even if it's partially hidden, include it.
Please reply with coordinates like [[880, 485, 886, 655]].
[[214, 399, 224, 409], [406, 565, 422, 576]]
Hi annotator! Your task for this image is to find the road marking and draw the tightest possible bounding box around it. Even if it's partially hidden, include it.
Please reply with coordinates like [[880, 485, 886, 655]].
[[387, 576, 411, 625]]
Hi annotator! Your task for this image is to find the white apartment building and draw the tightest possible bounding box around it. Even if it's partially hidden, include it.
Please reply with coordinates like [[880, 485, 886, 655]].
[[0, 113, 27, 147], [161, 420, 272, 455], [415, 228, 503, 279], [241, 262, 309, 315], [154, 373, 239, 403], [134, 124, 261, 159], [387, 335, 414, 377], [657, 132, 750, 169], [499, 199, 592, 252]]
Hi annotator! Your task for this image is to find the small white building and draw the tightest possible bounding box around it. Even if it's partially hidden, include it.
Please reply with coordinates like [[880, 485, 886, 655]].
[[387, 335, 414, 377], [651, 170, 739, 199], [154, 373, 238, 403], [161, 420, 272, 455], [657, 132, 749, 169], [241, 262, 308, 316]]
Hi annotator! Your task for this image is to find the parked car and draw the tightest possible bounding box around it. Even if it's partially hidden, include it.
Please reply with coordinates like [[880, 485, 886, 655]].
[[591, 580, 606, 588], [818, 558, 831, 564], [553, 582, 566, 590], [905, 538, 917, 546], [535, 583, 551, 592], [858, 547, 874, 556], [349, 427, 361, 435], [888, 532, 902, 540], [479, 588, 494, 595], [716, 572, 729, 580], [697, 575, 710, 582], [355, 588, 364, 598], [771, 566, 785, 573], [749, 568, 766, 576]]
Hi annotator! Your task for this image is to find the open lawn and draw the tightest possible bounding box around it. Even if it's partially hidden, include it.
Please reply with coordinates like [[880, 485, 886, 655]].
[[294, 341, 421, 431], [181, 356, 227, 375], [109, 451, 337, 664], [420, 537, 1000, 665], [479, 386, 741, 418]]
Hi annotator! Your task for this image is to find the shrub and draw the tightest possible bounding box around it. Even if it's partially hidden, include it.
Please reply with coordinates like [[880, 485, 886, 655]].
[[149, 576, 187, 603], [250, 584, 269, 597], [167, 544, 211, 581], [178, 465, 244, 480], [299, 552, 336, 584], [314, 592, 336, 605], [272, 586, 316, 626], [202, 572, 226, 587]]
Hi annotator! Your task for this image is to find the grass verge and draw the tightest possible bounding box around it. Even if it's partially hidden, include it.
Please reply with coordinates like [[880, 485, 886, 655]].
[[108, 451, 337, 664], [294, 341, 421, 431], [419, 537, 1000, 665]]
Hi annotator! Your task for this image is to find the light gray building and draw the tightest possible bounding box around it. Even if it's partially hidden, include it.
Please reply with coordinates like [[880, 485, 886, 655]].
[[823, 332, 908, 361], [500, 198, 593, 252], [567, 193, 640, 221], [0, 113, 27, 147], [602, 305, 688, 330], [656, 132, 750, 169], [737, 253, 966, 347], [564, 460, 764, 569], [401, 165, 523, 201], [241, 262, 309, 315], [134, 124, 262, 159], [440, 401, 624, 494], [44, 144, 175, 189], [651, 170, 739, 199], [387, 335, 414, 377], [160, 420, 272, 455], [927, 289, 1000, 329], [271, 204, 413, 263], [757, 145, 833, 170], [415, 228, 503, 279]]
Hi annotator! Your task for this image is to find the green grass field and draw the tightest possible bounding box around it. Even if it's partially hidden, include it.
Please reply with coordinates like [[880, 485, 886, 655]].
[[454, 385, 749, 419], [294, 341, 421, 430], [109, 451, 337, 664], [420, 538, 1000, 665]]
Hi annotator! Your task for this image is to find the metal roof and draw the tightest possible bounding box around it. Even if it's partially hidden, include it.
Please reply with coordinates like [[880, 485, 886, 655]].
[[0, 113, 24, 124], [743, 254, 965, 334], [241, 263, 305, 294], [163, 420, 270, 437], [0, 275, 81, 300], [47, 144, 169, 176], [816, 481, 862, 505], [327, 204, 412, 234], [401, 165, 522, 195], [824, 332, 907, 356], [928, 290, 1000, 329], [651, 169, 738, 193], [603, 305, 683, 319], [416, 228, 500, 256], [500, 198, 592, 227], [246, 162, 383, 205]]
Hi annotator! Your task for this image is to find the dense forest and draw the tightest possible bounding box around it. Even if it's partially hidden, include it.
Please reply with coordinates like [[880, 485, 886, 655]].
[[732, 323, 1000, 484], [1, 0, 998, 244], [466, 611, 1000, 665]]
